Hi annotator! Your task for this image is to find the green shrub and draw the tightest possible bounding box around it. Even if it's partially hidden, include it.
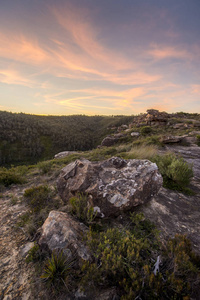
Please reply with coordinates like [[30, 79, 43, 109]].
[[0, 168, 24, 187], [154, 153, 193, 192], [41, 250, 75, 290], [37, 161, 53, 174], [81, 214, 200, 299], [140, 126, 152, 135], [81, 213, 160, 299], [69, 193, 96, 224], [26, 243, 40, 263]]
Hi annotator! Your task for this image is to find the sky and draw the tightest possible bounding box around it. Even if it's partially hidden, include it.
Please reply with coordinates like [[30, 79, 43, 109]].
[[0, 0, 200, 115]]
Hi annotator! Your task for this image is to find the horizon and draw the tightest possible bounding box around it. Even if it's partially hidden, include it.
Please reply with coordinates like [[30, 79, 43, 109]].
[[0, 0, 200, 115], [1, 108, 199, 118]]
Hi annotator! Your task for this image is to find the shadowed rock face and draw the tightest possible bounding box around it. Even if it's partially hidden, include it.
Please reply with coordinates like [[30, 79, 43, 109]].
[[57, 157, 163, 217]]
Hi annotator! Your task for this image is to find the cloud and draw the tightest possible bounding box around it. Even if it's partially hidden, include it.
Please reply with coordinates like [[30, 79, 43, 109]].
[[148, 44, 190, 60], [0, 33, 49, 65], [0, 68, 35, 87]]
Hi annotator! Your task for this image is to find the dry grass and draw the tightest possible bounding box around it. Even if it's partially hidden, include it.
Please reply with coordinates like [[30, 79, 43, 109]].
[[120, 144, 158, 160]]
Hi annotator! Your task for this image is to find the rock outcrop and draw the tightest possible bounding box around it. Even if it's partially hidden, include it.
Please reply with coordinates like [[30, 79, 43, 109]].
[[57, 157, 163, 217], [39, 211, 90, 261], [101, 133, 126, 147], [160, 135, 185, 144], [145, 109, 169, 126], [54, 151, 78, 159]]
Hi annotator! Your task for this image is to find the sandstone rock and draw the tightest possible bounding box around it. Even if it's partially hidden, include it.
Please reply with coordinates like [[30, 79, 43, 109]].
[[54, 151, 78, 159], [101, 136, 119, 147], [161, 135, 186, 144], [131, 132, 140, 137], [39, 211, 90, 261], [181, 136, 197, 146], [57, 157, 163, 217], [114, 133, 126, 138], [139, 185, 200, 253], [101, 133, 126, 147]]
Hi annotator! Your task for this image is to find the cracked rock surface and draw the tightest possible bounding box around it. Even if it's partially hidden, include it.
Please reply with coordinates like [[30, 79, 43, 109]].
[[57, 157, 163, 217]]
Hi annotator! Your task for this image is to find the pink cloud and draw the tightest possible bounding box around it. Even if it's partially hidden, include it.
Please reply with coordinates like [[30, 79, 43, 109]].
[[148, 44, 190, 60]]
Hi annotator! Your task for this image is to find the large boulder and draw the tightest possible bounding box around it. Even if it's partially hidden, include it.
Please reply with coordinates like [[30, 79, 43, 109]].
[[101, 133, 126, 147], [39, 211, 90, 261], [57, 157, 163, 217]]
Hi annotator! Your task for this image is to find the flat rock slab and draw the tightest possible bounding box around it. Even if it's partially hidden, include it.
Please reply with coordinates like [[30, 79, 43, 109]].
[[139, 186, 200, 253], [140, 145, 200, 253], [57, 157, 163, 217]]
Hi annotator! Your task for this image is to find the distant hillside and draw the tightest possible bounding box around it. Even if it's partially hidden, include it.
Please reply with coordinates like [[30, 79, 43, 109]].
[[0, 111, 133, 166]]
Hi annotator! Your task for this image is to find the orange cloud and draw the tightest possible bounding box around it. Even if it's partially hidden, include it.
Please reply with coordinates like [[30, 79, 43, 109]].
[[0, 33, 49, 65], [44, 86, 147, 114], [51, 5, 132, 71]]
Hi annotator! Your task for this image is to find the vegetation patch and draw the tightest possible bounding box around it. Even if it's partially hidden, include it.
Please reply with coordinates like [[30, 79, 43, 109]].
[[0, 167, 25, 187], [81, 214, 200, 299], [120, 144, 158, 160], [154, 153, 193, 194], [140, 126, 153, 135], [18, 185, 62, 238], [69, 193, 97, 225], [41, 249, 76, 293]]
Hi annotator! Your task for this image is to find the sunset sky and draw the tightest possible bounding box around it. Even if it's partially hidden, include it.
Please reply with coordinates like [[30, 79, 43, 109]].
[[0, 0, 200, 115]]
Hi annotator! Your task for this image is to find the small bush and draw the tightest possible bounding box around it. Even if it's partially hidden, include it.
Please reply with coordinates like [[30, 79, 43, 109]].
[[0, 168, 24, 187], [154, 153, 193, 192], [69, 193, 96, 224], [140, 126, 152, 135], [26, 243, 40, 263], [37, 161, 53, 174]]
